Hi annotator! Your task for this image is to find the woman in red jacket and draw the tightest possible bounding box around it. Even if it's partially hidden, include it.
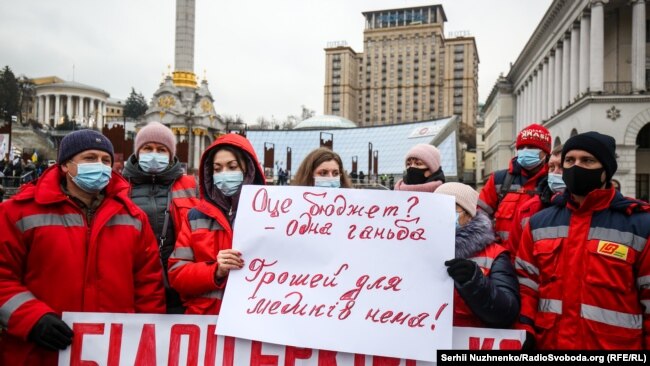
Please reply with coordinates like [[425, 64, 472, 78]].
[[168, 133, 265, 314]]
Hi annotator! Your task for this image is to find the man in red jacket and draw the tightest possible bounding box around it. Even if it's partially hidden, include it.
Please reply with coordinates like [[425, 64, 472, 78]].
[[516, 131, 650, 349], [508, 144, 565, 258], [0, 130, 165, 365], [479, 123, 552, 254]]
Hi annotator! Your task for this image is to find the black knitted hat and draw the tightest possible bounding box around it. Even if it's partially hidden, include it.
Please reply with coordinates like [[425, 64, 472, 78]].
[[562, 131, 617, 180], [57, 130, 114, 165]]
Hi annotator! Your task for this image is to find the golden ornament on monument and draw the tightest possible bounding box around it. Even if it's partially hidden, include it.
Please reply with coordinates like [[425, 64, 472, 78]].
[[200, 99, 213, 113], [157, 95, 176, 109]]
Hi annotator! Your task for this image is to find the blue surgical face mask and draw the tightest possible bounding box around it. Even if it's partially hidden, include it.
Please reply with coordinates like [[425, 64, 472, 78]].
[[517, 148, 543, 169], [455, 212, 461, 229], [138, 152, 170, 173], [70, 162, 112, 193], [314, 176, 341, 188], [547, 172, 566, 193], [214, 171, 244, 196]]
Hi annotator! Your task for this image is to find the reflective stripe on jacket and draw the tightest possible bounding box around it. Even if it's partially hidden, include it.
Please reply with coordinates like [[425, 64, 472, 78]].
[[515, 188, 650, 349], [169, 175, 200, 254], [0, 165, 165, 366], [168, 202, 231, 314]]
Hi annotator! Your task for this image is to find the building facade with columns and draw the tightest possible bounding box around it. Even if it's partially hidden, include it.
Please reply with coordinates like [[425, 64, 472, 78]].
[[481, 0, 650, 199], [30, 76, 110, 130]]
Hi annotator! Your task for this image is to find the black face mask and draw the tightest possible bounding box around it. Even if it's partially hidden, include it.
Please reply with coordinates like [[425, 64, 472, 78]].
[[404, 167, 428, 185], [562, 165, 606, 196]]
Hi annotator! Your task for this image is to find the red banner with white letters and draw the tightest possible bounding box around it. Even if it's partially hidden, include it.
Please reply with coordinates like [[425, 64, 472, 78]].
[[58, 312, 524, 366]]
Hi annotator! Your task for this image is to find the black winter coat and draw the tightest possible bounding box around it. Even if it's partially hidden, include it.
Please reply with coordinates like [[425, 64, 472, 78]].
[[453, 211, 521, 328], [122, 154, 187, 313]]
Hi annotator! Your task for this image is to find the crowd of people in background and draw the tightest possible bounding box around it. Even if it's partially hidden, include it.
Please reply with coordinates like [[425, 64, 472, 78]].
[[1, 121, 649, 365]]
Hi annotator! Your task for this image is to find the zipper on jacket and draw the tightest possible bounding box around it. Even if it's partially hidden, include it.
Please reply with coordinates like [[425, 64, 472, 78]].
[[151, 184, 159, 236]]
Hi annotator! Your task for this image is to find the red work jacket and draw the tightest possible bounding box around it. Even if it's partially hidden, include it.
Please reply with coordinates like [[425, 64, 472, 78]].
[[0, 165, 165, 366], [516, 188, 650, 349]]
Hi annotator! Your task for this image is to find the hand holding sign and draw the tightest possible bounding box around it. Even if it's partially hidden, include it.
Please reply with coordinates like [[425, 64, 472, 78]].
[[215, 249, 244, 280]]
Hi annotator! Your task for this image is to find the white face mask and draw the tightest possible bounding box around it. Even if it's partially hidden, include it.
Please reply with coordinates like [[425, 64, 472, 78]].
[[214, 171, 244, 196], [314, 176, 340, 188], [138, 153, 169, 173]]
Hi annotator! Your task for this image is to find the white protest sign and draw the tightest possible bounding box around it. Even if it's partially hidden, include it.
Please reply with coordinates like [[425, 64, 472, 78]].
[[58, 313, 525, 366], [217, 186, 456, 362]]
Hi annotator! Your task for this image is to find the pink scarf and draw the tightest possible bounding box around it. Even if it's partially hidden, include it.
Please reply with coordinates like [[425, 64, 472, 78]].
[[393, 179, 443, 193]]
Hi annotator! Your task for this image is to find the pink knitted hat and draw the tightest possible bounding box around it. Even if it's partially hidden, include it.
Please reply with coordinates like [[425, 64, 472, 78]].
[[135, 121, 176, 157], [436, 182, 479, 217], [405, 143, 441, 173]]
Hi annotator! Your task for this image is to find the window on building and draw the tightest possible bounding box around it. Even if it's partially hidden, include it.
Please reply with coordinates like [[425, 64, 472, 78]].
[[638, 124, 650, 148], [637, 174, 649, 202]]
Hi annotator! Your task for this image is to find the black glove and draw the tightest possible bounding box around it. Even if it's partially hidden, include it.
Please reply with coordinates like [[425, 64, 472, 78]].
[[522, 331, 536, 350], [444, 258, 478, 285], [28, 313, 74, 351]]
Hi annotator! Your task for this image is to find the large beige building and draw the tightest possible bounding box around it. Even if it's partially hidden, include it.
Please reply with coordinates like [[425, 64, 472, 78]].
[[323, 5, 479, 128], [481, 0, 650, 200]]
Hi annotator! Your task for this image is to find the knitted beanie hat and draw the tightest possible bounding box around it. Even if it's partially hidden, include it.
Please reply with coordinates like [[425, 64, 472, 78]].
[[57, 129, 114, 165], [135, 121, 176, 157], [562, 131, 618, 180], [436, 182, 479, 217], [405, 144, 441, 173], [516, 123, 552, 154]]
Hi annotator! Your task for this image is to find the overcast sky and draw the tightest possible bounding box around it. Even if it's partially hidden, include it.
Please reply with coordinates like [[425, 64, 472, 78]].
[[0, 0, 552, 124]]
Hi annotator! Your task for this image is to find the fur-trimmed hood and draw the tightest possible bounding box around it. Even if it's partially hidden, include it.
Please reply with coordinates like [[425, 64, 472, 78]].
[[455, 210, 496, 259]]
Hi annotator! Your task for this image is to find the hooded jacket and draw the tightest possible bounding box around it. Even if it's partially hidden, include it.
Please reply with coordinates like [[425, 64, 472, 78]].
[[168, 134, 265, 314], [0, 165, 165, 366], [452, 210, 520, 328], [479, 157, 548, 251], [516, 188, 650, 349], [122, 154, 199, 313]]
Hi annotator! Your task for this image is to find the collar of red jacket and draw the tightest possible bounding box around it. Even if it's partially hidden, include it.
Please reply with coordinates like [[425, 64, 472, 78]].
[[566, 186, 616, 213]]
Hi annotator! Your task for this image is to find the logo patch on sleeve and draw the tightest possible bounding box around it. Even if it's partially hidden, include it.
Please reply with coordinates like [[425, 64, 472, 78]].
[[597, 241, 629, 260]]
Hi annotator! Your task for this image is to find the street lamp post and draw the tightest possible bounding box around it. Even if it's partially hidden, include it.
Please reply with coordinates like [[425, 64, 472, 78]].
[[368, 142, 373, 182], [186, 111, 194, 172], [264, 142, 275, 184], [286, 146, 292, 180]]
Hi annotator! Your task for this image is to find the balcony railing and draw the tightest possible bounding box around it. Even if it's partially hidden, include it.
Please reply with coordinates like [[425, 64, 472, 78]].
[[603, 82, 632, 95]]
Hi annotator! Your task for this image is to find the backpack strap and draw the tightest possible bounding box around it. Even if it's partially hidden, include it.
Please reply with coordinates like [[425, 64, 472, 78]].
[[159, 185, 174, 289], [497, 172, 515, 204]]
